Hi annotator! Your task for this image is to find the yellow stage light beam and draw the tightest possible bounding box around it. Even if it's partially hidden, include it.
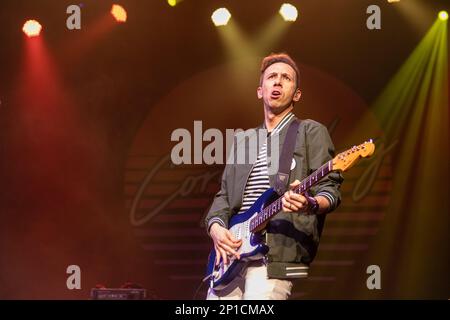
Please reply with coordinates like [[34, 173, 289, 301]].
[[356, 17, 448, 298]]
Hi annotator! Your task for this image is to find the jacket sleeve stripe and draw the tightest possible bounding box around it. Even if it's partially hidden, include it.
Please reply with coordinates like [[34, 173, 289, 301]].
[[316, 191, 337, 211]]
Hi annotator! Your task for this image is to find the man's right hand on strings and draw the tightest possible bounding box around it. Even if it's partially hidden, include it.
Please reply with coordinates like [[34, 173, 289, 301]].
[[209, 223, 242, 266]]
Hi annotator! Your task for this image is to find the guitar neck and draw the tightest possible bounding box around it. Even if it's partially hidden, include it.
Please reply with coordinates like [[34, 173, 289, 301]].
[[249, 160, 333, 232]]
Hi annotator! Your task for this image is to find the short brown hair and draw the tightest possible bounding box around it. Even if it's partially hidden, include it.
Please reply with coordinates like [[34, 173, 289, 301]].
[[259, 53, 300, 88]]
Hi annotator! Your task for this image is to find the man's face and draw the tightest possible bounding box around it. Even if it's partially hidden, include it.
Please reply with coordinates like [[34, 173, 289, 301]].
[[257, 62, 301, 113]]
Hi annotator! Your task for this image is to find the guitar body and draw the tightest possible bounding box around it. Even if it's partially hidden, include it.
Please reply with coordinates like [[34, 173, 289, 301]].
[[205, 188, 279, 291]]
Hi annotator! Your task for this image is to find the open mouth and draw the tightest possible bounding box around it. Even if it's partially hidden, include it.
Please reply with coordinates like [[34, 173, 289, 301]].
[[271, 90, 281, 99]]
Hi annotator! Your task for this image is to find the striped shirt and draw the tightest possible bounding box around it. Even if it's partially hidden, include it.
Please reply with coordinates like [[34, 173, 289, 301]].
[[238, 112, 294, 213]]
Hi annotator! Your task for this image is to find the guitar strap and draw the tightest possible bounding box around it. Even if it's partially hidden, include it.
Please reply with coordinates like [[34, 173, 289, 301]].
[[274, 119, 300, 195]]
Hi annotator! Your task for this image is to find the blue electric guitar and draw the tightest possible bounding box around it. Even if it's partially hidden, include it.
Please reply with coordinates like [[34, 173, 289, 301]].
[[205, 140, 375, 290]]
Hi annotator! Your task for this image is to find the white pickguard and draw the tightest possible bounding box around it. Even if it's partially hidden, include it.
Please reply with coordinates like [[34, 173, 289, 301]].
[[213, 213, 265, 282]]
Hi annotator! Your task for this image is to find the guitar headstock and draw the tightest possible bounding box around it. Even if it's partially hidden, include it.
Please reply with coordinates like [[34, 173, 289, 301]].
[[332, 140, 375, 172]]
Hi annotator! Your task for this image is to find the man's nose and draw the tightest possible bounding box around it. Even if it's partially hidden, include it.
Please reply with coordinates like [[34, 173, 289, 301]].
[[274, 76, 282, 86]]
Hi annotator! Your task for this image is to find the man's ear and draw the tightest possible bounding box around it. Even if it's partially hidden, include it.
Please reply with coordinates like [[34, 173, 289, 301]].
[[293, 88, 301, 102], [257, 86, 263, 99]]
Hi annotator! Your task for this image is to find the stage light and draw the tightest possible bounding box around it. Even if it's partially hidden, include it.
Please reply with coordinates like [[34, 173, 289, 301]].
[[111, 4, 127, 23], [361, 17, 448, 295], [22, 20, 42, 37], [168, 0, 177, 7], [438, 11, 448, 21], [211, 8, 231, 27], [387, 0, 400, 3], [279, 3, 298, 22]]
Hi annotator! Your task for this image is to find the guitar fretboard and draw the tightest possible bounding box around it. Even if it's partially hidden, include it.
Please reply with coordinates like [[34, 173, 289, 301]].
[[249, 160, 333, 232]]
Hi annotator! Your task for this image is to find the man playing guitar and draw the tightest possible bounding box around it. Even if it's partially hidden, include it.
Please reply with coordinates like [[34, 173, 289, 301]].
[[205, 53, 344, 299]]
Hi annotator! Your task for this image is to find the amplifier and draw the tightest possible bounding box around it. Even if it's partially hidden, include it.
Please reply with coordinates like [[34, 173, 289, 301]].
[[90, 288, 147, 300]]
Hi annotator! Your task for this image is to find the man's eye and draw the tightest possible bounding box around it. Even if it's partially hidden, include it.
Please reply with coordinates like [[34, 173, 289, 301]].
[[283, 75, 291, 81]]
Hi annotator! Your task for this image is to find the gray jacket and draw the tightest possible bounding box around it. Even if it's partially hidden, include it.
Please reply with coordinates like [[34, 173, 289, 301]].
[[205, 116, 343, 279]]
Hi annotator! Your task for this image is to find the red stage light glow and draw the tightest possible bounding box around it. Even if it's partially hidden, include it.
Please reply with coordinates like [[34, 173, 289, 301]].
[[22, 20, 42, 37]]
